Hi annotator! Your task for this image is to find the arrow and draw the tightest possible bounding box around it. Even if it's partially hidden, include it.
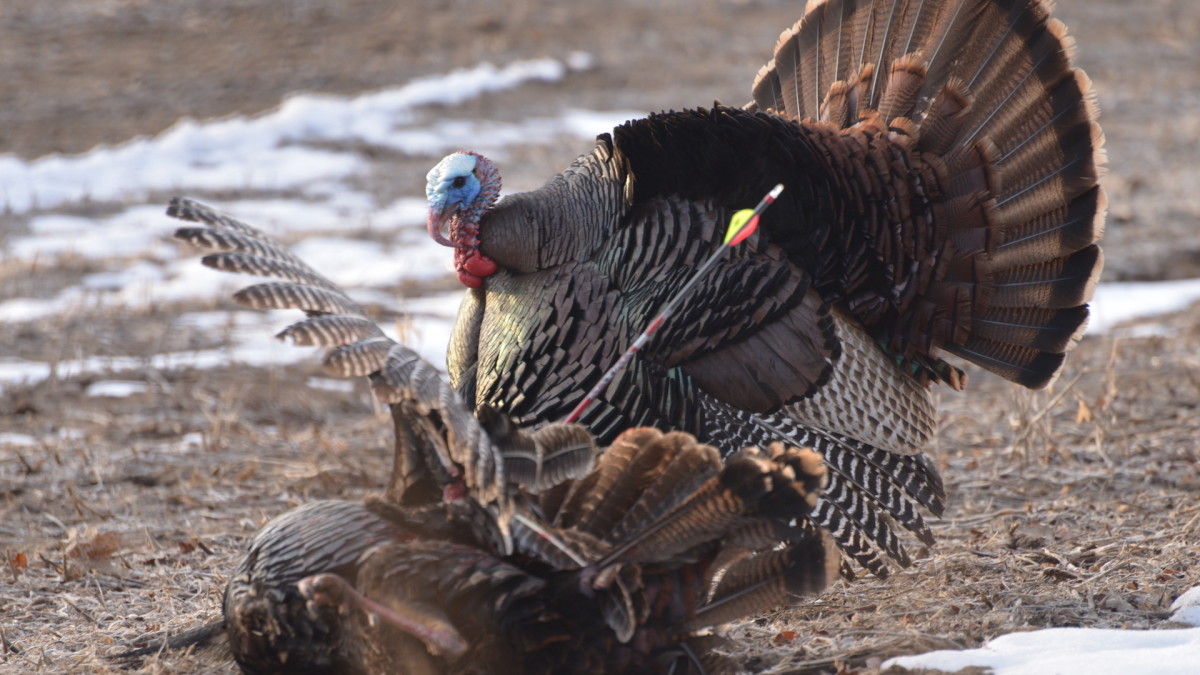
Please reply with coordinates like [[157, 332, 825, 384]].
[[563, 183, 784, 424]]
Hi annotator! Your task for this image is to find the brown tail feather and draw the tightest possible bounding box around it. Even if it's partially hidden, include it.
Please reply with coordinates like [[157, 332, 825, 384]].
[[989, 244, 1103, 310], [969, 305, 1090, 353], [989, 187, 1105, 270], [751, 0, 1103, 389], [877, 55, 928, 122], [552, 428, 674, 533], [275, 315, 382, 348], [949, 335, 1068, 388], [606, 438, 722, 547], [678, 531, 837, 633], [233, 282, 361, 316]]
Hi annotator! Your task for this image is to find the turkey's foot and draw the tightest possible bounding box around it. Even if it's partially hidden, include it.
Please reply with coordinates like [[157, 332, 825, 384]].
[[297, 573, 469, 659]]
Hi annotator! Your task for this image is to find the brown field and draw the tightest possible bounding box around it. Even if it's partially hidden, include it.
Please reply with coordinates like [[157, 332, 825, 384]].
[[1, 1, 1198, 673]]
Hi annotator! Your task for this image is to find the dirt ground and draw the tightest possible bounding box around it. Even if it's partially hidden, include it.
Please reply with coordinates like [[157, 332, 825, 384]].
[[2, 1, 1199, 673]]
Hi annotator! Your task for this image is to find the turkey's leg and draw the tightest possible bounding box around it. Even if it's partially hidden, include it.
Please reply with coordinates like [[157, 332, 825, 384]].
[[297, 573, 469, 659]]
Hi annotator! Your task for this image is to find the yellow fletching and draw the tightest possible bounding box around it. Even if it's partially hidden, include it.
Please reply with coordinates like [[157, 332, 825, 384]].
[[724, 209, 758, 245], [725, 209, 754, 243]]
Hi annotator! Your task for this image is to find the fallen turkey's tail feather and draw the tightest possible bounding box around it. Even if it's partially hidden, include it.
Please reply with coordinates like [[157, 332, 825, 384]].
[[169, 197, 597, 510], [529, 430, 830, 568], [681, 529, 837, 631], [509, 428, 837, 645], [751, 0, 1104, 389]]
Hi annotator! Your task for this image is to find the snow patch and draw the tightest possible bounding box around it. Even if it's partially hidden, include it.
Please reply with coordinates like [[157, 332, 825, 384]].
[[86, 380, 150, 397], [179, 432, 205, 448], [0, 433, 38, 447], [1171, 586, 1200, 626], [1088, 279, 1200, 334], [306, 377, 357, 393], [885, 625, 1200, 675], [0, 58, 590, 215]]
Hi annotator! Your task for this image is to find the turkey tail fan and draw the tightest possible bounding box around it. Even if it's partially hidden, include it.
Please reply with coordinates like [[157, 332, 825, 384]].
[[519, 429, 832, 574], [503, 429, 720, 601], [556, 444, 837, 638], [750, 0, 1104, 389], [512, 431, 838, 647], [929, 2, 1105, 389]]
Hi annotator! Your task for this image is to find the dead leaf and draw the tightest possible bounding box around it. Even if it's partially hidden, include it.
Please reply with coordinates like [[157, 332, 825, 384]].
[[771, 630, 796, 645], [9, 551, 29, 581], [1076, 399, 1093, 423], [67, 531, 121, 561]]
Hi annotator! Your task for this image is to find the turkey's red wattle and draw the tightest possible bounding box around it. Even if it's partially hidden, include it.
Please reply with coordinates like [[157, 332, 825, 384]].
[[463, 250, 498, 278], [454, 247, 497, 288], [450, 219, 498, 288]]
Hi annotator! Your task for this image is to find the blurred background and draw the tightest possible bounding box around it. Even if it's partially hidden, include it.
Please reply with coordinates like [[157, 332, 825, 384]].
[[2, 0, 1199, 280]]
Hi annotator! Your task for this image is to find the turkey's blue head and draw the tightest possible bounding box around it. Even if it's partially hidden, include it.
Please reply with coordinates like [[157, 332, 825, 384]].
[[425, 151, 501, 288]]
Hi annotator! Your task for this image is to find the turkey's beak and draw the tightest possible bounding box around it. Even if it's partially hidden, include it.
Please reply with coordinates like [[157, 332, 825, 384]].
[[427, 203, 463, 248]]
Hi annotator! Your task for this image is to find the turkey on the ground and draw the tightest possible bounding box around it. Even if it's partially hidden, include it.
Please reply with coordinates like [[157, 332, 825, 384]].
[[425, 0, 1104, 576], [167, 197, 839, 674], [224, 439, 835, 675]]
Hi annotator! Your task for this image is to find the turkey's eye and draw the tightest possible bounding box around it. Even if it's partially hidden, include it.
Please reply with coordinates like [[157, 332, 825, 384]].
[[452, 176, 467, 189]]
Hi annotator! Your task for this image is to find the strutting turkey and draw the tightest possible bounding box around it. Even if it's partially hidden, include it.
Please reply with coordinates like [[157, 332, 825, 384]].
[[425, 0, 1105, 576], [165, 198, 839, 674]]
